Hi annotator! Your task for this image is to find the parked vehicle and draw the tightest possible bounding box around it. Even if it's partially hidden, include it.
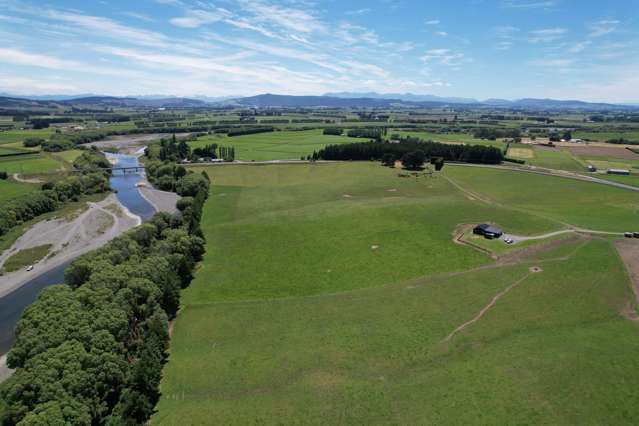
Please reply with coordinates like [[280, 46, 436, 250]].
[[625, 232, 634, 238], [26, 265, 34, 272]]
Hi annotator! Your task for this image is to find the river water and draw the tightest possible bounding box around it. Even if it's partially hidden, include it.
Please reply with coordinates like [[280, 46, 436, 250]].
[[0, 154, 154, 355]]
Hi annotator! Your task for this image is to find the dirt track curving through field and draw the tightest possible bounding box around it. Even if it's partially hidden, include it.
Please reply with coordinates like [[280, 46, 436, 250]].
[[444, 173, 625, 238], [614, 239, 639, 321], [444, 273, 531, 342], [11, 173, 44, 184]]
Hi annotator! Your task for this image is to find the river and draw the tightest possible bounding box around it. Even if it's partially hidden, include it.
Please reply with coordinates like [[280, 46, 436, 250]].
[[0, 153, 154, 356]]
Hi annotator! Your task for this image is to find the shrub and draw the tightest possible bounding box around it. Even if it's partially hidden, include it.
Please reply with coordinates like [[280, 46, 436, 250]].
[[23, 138, 44, 148], [323, 128, 343, 136]]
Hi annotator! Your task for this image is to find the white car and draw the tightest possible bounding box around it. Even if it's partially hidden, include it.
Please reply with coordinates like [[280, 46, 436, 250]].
[[26, 265, 34, 272], [504, 238, 514, 245]]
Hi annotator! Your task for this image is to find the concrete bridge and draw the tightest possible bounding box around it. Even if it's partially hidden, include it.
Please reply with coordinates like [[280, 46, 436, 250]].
[[110, 166, 145, 175]]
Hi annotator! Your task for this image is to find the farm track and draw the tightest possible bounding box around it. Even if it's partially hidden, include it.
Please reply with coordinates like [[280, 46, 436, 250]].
[[443, 273, 532, 342], [614, 239, 639, 321], [11, 173, 43, 184], [448, 162, 639, 193], [443, 173, 625, 237], [442, 235, 594, 342]]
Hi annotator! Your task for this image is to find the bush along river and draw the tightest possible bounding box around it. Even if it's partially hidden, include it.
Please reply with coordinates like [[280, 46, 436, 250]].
[[0, 153, 154, 356]]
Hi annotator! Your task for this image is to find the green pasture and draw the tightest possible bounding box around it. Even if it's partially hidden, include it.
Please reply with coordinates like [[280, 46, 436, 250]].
[[154, 163, 639, 424], [0, 154, 63, 175], [574, 131, 639, 142], [394, 130, 504, 148], [0, 146, 32, 155], [180, 164, 561, 303], [599, 173, 639, 188], [50, 149, 84, 163], [0, 179, 37, 203], [0, 129, 54, 145], [527, 147, 586, 171], [189, 129, 361, 161], [444, 166, 639, 231]]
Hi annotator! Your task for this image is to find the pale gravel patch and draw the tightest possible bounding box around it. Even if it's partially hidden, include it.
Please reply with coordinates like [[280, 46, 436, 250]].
[[0, 194, 140, 299]]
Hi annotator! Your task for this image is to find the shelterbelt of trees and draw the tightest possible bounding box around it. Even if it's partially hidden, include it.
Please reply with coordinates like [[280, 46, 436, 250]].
[[0, 165, 210, 425], [0, 150, 111, 238], [314, 137, 504, 164]]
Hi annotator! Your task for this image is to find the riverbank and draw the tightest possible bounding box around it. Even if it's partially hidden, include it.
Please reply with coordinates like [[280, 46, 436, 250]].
[[86, 133, 190, 155], [138, 184, 180, 215], [0, 193, 140, 299], [0, 355, 10, 382]]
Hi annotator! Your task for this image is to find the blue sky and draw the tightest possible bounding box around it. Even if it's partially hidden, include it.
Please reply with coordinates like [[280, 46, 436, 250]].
[[0, 0, 637, 102]]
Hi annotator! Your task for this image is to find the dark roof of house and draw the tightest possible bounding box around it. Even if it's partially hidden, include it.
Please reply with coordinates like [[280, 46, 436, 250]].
[[475, 223, 503, 234]]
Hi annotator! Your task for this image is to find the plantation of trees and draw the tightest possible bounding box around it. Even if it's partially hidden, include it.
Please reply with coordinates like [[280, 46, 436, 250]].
[[472, 128, 521, 140], [227, 127, 274, 137], [315, 137, 503, 164]]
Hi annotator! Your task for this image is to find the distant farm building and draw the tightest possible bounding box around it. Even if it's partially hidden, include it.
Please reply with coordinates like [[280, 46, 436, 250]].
[[607, 169, 630, 175], [473, 224, 503, 238]]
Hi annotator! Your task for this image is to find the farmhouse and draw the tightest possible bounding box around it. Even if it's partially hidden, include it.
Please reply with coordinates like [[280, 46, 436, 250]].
[[473, 223, 503, 238]]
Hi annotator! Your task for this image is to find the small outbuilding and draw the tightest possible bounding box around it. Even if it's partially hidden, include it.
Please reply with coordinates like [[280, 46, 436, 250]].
[[473, 223, 503, 239], [607, 169, 630, 175]]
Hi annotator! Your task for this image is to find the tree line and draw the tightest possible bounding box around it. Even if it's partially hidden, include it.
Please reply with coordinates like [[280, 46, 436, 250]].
[[472, 128, 521, 140], [314, 137, 504, 164], [0, 165, 210, 425], [227, 127, 274, 137]]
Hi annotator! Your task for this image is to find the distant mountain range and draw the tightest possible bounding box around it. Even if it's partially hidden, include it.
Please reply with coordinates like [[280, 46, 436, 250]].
[[0, 92, 637, 111], [227, 93, 637, 111], [324, 92, 479, 104]]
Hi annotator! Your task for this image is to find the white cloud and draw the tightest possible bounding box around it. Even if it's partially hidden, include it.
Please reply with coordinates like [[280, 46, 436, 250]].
[[346, 8, 371, 16], [0, 75, 80, 94], [589, 20, 620, 37], [425, 19, 440, 25], [496, 41, 513, 50], [421, 49, 465, 66], [0, 47, 142, 78], [170, 9, 230, 28], [236, 0, 326, 34], [502, 1, 555, 9], [529, 58, 574, 68], [121, 12, 155, 22], [46, 10, 169, 47], [528, 27, 567, 43], [568, 41, 591, 53], [335, 22, 380, 45]]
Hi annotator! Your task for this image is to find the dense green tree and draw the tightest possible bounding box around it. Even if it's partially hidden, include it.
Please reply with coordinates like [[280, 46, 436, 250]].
[[176, 173, 209, 197], [430, 157, 445, 171], [401, 150, 426, 170], [381, 153, 395, 167]]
